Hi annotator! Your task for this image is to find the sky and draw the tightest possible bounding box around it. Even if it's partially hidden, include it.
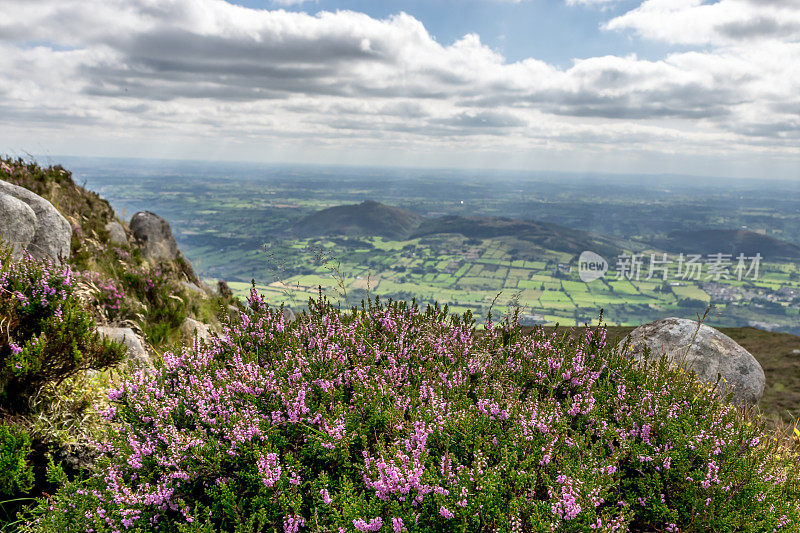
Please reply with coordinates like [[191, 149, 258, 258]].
[[0, 0, 799, 179]]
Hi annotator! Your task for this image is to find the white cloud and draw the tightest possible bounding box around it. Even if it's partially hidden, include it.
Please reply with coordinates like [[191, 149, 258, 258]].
[[0, 0, 797, 174], [270, 0, 316, 5], [605, 0, 800, 45], [566, 0, 619, 7]]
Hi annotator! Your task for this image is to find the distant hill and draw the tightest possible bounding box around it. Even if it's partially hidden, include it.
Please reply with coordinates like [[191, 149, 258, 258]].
[[655, 229, 800, 260], [295, 203, 623, 257], [293, 200, 424, 240], [411, 215, 622, 257]]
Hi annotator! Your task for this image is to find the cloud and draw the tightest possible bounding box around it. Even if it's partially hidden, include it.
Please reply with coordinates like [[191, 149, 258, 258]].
[[270, 0, 316, 5], [566, 0, 619, 7], [0, 0, 797, 171], [604, 0, 800, 45]]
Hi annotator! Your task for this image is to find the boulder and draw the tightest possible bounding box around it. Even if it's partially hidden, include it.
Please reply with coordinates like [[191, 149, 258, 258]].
[[0, 193, 36, 258], [0, 180, 71, 263], [282, 307, 296, 323], [96, 326, 149, 366], [105, 220, 127, 245], [181, 317, 212, 342], [181, 280, 208, 299], [129, 211, 179, 262], [622, 317, 765, 405]]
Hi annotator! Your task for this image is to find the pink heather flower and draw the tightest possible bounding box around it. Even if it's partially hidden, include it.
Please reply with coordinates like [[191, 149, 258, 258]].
[[391, 517, 405, 532], [283, 515, 305, 533], [439, 506, 454, 519], [257, 453, 281, 488], [320, 488, 332, 504], [353, 517, 383, 532]]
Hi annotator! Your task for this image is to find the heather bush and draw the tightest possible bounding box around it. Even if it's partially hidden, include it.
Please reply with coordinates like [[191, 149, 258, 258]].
[[22, 292, 800, 532], [77, 271, 127, 323], [119, 265, 188, 345], [0, 422, 34, 497], [0, 248, 126, 410]]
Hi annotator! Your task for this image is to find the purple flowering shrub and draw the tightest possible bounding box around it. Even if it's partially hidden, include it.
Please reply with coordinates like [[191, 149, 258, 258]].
[[0, 247, 127, 525], [0, 249, 126, 409], [78, 271, 127, 322], [24, 292, 800, 532], [119, 265, 189, 344]]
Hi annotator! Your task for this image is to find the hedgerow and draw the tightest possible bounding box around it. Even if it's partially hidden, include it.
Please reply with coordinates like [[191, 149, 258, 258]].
[[21, 291, 800, 532]]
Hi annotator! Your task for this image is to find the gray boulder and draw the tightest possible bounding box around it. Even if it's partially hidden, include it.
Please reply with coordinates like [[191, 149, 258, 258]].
[[181, 317, 212, 342], [129, 211, 179, 262], [96, 326, 149, 366], [0, 180, 71, 263], [622, 317, 765, 405], [0, 193, 37, 258], [105, 220, 127, 245], [181, 280, 208, 299], [282, 306, 296, 323]]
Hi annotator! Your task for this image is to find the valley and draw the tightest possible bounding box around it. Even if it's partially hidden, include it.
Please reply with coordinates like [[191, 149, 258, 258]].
[[67, 157, 800, 333]]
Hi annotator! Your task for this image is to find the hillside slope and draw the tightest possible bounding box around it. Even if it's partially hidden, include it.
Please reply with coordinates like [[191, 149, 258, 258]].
[[655, 229, 800, 260], [295, 201, 623, 258], [412, 214, 622, 258]]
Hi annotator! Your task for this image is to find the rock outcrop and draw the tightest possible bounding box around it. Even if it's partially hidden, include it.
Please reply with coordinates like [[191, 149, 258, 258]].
[[0, 180, 71, 263], [181, 317, 212, 342], [0, 193, 37, 258], [96, 326, 149, 366], [622, 317, 765, 405], [129, 211, 180, 262], [105, 220, 128, 245], [282, 307, 296, 323], [181, 280, 208, 299]]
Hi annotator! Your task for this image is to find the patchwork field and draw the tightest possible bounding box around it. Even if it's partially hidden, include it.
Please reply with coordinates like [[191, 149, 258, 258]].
[[224, 234, 800, 334]]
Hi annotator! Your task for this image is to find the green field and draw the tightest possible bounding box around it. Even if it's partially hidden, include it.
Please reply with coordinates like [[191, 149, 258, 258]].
[[219, 234, 800, 332]]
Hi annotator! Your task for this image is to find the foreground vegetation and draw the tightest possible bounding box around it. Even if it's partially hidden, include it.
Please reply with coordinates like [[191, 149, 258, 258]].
[[534, 326, 800, 427], [0, 158, 235, 527], [18, 289, 800, 531]]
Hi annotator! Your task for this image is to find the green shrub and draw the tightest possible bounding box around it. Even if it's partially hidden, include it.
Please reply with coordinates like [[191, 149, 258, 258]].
[[20, 293, 800, 532], [0, 422, 34, 497], [120, 265, 188, 345]]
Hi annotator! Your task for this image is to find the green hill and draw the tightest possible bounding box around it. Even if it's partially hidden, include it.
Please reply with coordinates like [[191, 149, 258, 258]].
[[294, 201, 623, 259], [293, 200, 424, 239], [655, 229, 800, 260], [412, 215, 622, 258]]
